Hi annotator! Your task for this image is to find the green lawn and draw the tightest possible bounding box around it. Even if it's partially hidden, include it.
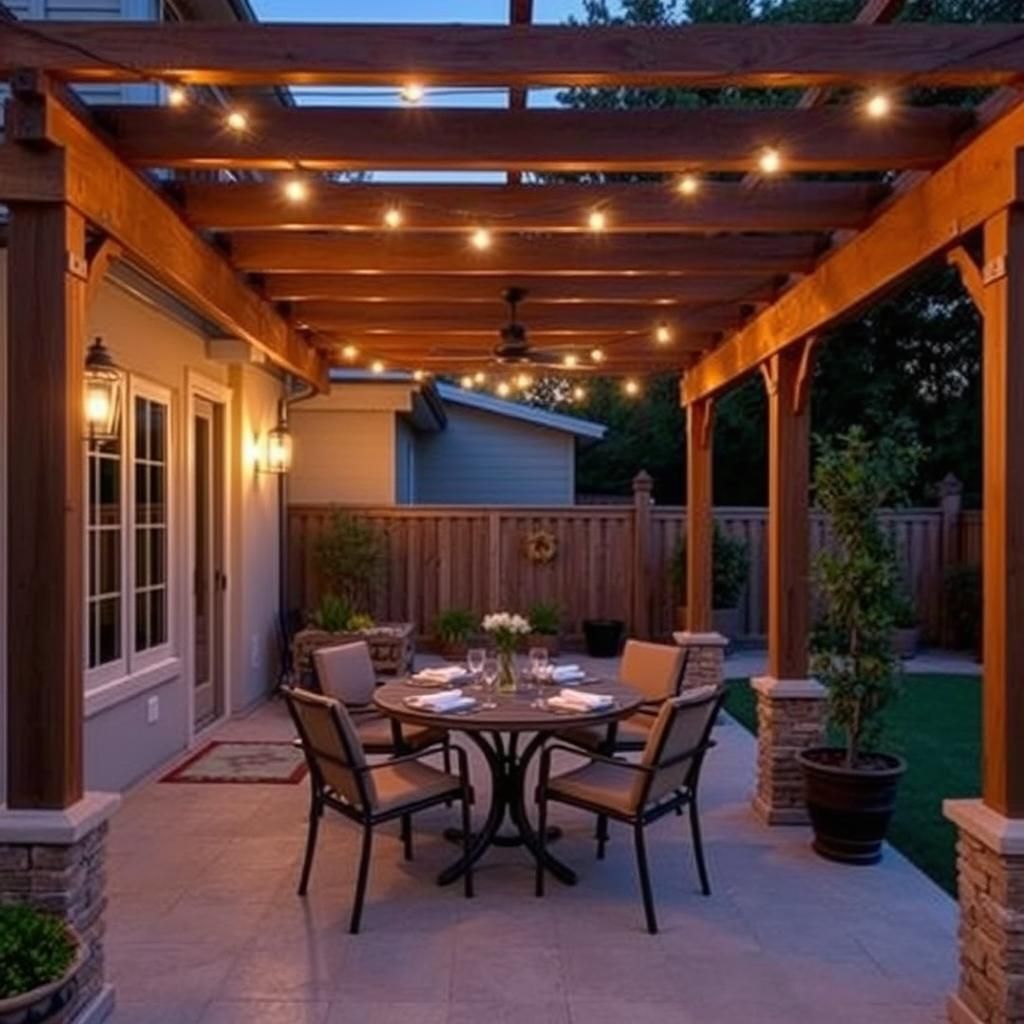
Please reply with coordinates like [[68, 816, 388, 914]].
[[724, 673, 981, 895]]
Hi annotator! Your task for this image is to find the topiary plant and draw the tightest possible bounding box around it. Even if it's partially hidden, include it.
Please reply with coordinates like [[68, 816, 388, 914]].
[[0, 905, 77, 1000]]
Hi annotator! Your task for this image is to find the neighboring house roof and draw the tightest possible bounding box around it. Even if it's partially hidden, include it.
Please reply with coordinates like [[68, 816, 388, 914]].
[[328, 369, 606, 442]]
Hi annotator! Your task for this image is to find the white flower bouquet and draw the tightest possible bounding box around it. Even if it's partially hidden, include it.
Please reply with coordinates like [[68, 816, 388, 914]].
[[482, 612, 531, 692]]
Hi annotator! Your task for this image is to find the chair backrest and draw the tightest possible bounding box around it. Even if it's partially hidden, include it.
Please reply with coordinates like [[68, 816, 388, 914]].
[[313, 641, 377, 707], [618, 640, 687, 701], [639, 685, 723, 806], [284, 687, 374, 811]]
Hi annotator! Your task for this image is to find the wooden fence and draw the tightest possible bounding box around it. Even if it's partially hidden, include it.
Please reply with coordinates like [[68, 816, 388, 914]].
[[288, 477, 975, 644]]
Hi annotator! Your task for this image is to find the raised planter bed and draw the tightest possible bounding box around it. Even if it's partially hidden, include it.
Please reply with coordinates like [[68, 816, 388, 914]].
[[293, 623, 415, 683]]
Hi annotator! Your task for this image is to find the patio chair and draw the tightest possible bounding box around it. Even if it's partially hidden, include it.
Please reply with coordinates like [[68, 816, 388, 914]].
[[535, 684, 725, 935], [284, 687, 474, 934]]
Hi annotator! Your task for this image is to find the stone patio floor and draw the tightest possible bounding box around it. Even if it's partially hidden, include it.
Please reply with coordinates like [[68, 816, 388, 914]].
[[105, 654, 958, 1024]]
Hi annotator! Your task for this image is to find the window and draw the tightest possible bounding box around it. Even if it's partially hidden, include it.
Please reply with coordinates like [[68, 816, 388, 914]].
[[85, 380, 172, 688]]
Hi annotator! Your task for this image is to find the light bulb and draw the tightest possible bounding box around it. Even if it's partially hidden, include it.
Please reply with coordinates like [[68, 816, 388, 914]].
[[412, 369, 425, 382], [384, 206, 403, 229], [496, 381, 511, 397], [461, 375, 475, 389], [655, 323, 672, 345], [226, 109, 248, 133], [624, 378, 640, 397], [401, 82, 425, 104], [572, 385, 587, 402], [283, 177, 308, 203], [865, 91, 892, 119], [515, 372, 533, 390], [588, 209, 607, 232], [470, 227, 492, 251], [677, 173, 699, 196], [590, 348, 605, 364], [370, 360, 385, 374], [758, 147, 782, 175], [341, 344, 359, 361], [167, 85, 188, 108], [85, 387, 111, 425], [473, 371, 486, 384], [563, 354, 578, 368]]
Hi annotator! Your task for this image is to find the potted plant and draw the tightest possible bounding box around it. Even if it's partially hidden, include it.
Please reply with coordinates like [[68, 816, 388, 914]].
[[526, 601, 562, 656], [482, 611, 532, 692], [0, 905, 86, 1024], [891, 586, 921, 660], [799, 426, 922, 866], [433, 608, 478, 660], [673, 525, 750, 639]]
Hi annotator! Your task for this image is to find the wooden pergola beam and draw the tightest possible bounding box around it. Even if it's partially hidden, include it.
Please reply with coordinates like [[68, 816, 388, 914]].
[[100, 105, 967, 173], [323, 331, 718, 352], [681, 98, 1024, 404], [6, 22, 1024, 88], [182, 181, 884, 234], [261, 273, 780, 305], [2, 84, 328, 390], [232, 232, 823, 276]]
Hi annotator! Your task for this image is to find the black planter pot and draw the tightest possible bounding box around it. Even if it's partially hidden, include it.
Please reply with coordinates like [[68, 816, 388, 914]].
[[797, 747, 907, 865], [582, 618, 625, 658]]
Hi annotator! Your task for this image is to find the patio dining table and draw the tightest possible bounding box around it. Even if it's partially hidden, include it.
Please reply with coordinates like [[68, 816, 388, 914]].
[[374, 678, 643, 887]]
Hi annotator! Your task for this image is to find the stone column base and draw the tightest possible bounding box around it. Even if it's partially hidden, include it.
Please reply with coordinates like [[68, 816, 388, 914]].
[[672, 631, 728, 690], [0, 792, 120, 1024], [944, 799, 1024, 1024], [751, 676, 826, 825]]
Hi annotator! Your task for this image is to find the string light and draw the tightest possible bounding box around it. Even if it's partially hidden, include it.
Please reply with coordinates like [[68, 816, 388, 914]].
[[677, 173, 699, 196], [572, 385, 587, 402], [370, 360, 385, 374], [655, 323, 673, 345], [383, 206, 403, 229], [167, 85, 188, 108], [514, 372, 534, 390], [590, 348, 605, 364], [225, 109, 248, 133], [496, 381, 512, 397], [341, 344, 359, 361], [282, 177, 309, 203], [623, 378, 641, 397], [587, 209, 607, 232], [758, 147, 782, 175], [473, 371, 487, 384], [563, 354, 579, 369], [865, 91, 892, 119], [400, 82, 425, 104], [470, 227, 493, 251], [412, 369, 426, 382], [460, 374, 475, 389]]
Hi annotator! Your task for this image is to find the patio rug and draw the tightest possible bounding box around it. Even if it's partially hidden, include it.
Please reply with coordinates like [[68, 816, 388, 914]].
[[161, 740, 307, 785]]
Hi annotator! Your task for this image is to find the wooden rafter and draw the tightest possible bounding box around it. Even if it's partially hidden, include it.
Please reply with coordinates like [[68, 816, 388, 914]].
[[681, 97, 1024, 404], [231, 232, 823, 276], [100, 105, 968, 172], [182, 181, 885, 234], [6, 22, 1024, 88]]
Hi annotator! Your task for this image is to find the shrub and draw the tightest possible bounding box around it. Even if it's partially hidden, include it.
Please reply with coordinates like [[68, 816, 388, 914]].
[[890, 587, 919, 629], [672, 524, 750, 609], [527, 601, 561, 635], [0, 905, 76, 1000], [310, 592, 353, 633], [315, 512, 386, 613], [433, 608, 478, 647]]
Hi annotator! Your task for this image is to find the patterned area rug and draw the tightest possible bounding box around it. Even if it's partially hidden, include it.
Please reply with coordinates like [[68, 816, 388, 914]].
[[161, 740, 306, 784]]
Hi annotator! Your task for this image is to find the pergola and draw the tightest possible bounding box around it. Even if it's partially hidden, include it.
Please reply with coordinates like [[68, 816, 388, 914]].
[[3, 8, 1024, 1023]]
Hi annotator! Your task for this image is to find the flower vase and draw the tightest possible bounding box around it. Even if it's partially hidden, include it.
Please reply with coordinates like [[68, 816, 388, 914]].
[[497, 648, 517, 693]]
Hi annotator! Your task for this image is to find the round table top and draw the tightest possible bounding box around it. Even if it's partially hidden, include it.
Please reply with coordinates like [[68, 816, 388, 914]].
[[373, 678, 643, 734]]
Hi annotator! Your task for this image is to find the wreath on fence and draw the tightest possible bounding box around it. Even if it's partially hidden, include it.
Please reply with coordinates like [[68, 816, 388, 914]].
[[524, 528, 558, 565]]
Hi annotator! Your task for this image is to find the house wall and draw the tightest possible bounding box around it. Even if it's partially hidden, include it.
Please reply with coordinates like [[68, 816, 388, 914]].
[[0, 261, 284, 798], [395, 417, 416, 504], [414, 404, 576, 505]]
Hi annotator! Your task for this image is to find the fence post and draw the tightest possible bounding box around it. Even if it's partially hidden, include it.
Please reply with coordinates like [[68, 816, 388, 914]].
[[632, 471, 653, 639], [938, 473, 963, 645]]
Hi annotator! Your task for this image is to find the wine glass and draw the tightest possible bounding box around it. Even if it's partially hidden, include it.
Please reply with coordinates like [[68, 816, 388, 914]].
[[529, 647, 549, 692], [481, 656, 499, 709], [467, 647, 485, 691]]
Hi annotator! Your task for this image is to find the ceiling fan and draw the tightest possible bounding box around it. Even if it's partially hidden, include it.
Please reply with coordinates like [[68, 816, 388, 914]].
[[434, 287, 598, 370]]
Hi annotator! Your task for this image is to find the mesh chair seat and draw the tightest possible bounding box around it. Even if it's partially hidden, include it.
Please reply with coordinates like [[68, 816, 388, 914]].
[[370, 760, 465, 815], [547, 759, 642, 817]]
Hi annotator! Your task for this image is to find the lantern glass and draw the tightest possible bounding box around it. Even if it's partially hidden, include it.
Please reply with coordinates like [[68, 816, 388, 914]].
[[264, 421, 292, 474], [84, 337, 123, 444]]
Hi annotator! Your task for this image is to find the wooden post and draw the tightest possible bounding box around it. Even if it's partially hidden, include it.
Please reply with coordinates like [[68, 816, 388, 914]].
[[6, 202, 87, 809], [685, 398, 714, 633], [631, 470, 653, 639], [980, 206, 1024, 819], [764, 344, 813, 680]]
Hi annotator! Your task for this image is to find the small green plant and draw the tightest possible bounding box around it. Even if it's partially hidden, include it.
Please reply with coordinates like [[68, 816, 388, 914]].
[[673, 524, 750, 609], [0, 905, 76, 1000], [315, 512, 386, 612], [346, 613, 375, 632], [310, 592, 354, 633], [434, 608, 477, 647], [890, 587, 919, 630], [944, 563, 981, 652], [811, 426, 923, 768], [527, 601, 561, 636]]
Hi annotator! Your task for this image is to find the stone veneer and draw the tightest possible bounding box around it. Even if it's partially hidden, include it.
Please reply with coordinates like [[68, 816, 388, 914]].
[[0, 793, 119, 1023], [673, 631, 728, 691], [945, 800, 1024, 1024], [751, 676, 827, 825]]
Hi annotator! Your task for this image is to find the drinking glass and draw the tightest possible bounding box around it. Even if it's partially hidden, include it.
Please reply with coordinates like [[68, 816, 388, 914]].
[[467, 647, 486, 691], [529, 647, 549, 692], [481, 656, 499, 709]]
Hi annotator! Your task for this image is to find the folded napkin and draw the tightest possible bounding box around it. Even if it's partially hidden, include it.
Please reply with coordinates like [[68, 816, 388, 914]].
[[547, 688, 614, 712], [413, 665, 468, 684], [405, 689, 474, 713], [548, 664, 586, 683]]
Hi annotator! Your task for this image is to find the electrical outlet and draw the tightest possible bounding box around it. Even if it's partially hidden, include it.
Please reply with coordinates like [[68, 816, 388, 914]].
[[250, 635, 261, 670], [147, 695, 160, 724]]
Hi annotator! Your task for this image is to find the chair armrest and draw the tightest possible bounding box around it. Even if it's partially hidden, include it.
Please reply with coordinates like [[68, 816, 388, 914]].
[[541, 742, 653, 775], [365, 742, 450, 771]]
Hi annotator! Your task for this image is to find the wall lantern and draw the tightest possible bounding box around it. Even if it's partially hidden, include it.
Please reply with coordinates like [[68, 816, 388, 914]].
[[260, 407, 293, 474], [84, 336, 123, 445]]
